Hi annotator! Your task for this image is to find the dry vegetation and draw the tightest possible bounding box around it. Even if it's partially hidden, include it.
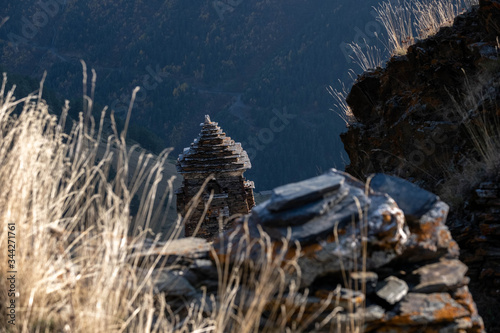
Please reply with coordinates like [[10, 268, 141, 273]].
[[373, 0, 477, 56], [0, 72, 367, 332], [0, 72, 178, 332], [330, 0, 479, 127]]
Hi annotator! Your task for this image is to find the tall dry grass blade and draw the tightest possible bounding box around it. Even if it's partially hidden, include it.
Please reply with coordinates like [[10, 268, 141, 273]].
[[0, 76, 183, 332]]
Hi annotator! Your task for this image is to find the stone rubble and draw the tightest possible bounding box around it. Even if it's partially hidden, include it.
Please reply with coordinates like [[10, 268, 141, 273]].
[[340, 1, 500, 329], [150, 170, 484, 332]]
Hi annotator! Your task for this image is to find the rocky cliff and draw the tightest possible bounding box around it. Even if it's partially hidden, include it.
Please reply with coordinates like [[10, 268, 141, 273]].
[[342, 0, 500, 330]]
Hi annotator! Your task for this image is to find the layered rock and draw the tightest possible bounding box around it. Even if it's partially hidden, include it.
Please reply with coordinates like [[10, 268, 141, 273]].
[[216, 170, 408, 287], [209, 170, 484, 332], [342, 1, 500, 186], [341, 1, 500, 329], [176, 115, 255, 239]]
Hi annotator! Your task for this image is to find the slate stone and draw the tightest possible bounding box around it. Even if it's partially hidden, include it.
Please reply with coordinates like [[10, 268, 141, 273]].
[[392, 293, 469, 325], [375, 276, 409, 305], [139, 237, 211, 257], [370, 173, 438, 222], [130, 237, 211, 267], [411, 260, 468, 293], [361, 305, 386, 322], [266, 171, 344, 212], [262, 186, 369, 243], [329, 304, 385, 330], [256, 184, 349, 227]]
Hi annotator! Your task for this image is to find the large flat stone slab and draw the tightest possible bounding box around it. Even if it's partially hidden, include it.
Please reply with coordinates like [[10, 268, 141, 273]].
[[389, 292, 469, 325], [267, 171, 344, 212], [411, 260, 469, 293], [256, 184, 350, 228], [262, 186, 369, 243], [370, 173, 438, 222]]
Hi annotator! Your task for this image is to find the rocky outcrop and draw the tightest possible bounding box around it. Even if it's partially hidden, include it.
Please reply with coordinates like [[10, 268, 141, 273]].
[[343, 1, 500, 186], [152, 170, 484, 332], [176, 115, 255, 239], [341, 1, 500, 330]]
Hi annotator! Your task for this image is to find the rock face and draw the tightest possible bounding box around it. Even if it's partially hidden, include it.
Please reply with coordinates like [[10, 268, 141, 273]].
[[211, 170, 484, 332], [341, 1, 500, 330], [459, 177, 500, 304], [176, 115, 255, 239]]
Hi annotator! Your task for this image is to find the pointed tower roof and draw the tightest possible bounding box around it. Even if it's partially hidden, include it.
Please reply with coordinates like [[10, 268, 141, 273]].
[[177, 115, 251, 174]]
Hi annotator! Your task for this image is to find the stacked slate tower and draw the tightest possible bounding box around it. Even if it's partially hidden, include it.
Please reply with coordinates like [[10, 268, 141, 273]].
[[176, 115, 255, 239]]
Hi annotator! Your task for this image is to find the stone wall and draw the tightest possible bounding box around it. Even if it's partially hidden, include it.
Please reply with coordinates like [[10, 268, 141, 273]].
[[454, 177, 500, 315]]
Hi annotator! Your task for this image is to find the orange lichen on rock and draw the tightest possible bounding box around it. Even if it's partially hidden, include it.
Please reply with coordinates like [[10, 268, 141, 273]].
[[433, 298, 469, 323], [415, 218, 442, 242]]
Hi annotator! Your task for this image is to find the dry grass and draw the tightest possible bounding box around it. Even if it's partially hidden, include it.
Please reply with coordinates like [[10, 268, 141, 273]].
[[0, 71, 185, 332], [210, 217, 368, 333], [373, 0, 478, 57], [374, 0, 415, 56], [0, 72, 367, 332], [440, 71, 500, 205], [330, 0, 478, 127], [328, 80, 357, 126], [456, 72, 500, 171], [346, 0, 478, 74]]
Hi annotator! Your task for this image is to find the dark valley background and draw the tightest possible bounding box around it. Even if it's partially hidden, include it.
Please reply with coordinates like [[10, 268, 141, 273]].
[[0, 0, 384, 190]]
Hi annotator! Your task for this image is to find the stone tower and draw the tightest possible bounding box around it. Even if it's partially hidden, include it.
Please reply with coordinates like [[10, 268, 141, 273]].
[[176, 115, 255, 239]]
